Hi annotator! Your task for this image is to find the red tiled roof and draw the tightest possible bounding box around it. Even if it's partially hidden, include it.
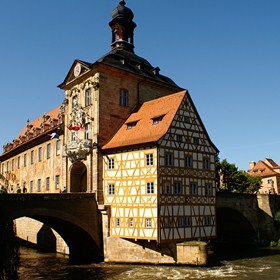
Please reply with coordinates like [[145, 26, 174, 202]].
[[102, 90, 186, 150], [248, 160, 278, 177], [1, 107, 62, 155], [18, 107, 61, 138]]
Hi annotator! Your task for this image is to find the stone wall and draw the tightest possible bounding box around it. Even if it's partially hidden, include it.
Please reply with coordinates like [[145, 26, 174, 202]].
[[15, 217, 69, 254]]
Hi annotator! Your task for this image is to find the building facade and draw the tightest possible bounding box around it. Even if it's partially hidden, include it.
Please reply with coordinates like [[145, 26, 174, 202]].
[[0, 1, 218, 263], [248, 158, 280, 194]]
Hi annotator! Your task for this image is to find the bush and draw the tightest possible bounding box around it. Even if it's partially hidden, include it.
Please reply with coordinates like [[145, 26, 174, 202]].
[[270, 240, 277, 247]]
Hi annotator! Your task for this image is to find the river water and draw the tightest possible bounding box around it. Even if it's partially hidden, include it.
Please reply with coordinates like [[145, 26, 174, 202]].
[[17, 246, 280, 280]]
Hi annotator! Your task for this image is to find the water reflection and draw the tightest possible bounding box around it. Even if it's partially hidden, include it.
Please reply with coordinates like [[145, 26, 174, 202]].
[[18, 247, 280, 280]]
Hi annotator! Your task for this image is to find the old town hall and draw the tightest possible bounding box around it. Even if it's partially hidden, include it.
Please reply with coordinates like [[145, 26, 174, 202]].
[[0, 1, 218, 263]]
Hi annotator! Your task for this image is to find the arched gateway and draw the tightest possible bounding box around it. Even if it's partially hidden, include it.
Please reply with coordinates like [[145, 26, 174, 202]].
[[70, 162, 87, 192]]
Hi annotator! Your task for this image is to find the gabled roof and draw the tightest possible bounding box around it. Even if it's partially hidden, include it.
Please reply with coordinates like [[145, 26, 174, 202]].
[[102, 91, 186, 150], [248, 159, 279, 177], [58, 59, 91, 88]]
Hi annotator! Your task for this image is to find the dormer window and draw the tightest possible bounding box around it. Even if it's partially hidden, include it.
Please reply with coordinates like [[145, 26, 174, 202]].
[[152, 115, 165, 125], [126, 121, 138, 130]]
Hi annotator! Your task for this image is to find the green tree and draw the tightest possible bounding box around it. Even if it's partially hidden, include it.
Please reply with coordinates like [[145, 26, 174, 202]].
[[216, 159, 261, 193]]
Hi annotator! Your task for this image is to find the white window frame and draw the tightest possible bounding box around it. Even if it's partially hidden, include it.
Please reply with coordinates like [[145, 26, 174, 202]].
[[146, 182, 155, 194], [108, 184, 115, 195], [146, 154, 154, 166]]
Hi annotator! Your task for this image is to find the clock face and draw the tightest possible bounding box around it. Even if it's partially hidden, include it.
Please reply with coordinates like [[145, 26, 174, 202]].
[[74, 63, 81, 77]]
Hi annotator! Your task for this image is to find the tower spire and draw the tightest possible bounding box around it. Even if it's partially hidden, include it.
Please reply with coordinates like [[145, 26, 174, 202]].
[[109, 1, 137, 52]]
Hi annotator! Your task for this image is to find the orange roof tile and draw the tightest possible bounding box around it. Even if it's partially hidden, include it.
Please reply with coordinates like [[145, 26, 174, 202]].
[[18, 107, 61, 137], [248, 160, 278, 177], [102, 90, 186, 150]]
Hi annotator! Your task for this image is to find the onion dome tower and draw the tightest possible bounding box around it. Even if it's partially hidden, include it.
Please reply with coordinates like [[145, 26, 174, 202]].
[[109, 1, 137, 53]]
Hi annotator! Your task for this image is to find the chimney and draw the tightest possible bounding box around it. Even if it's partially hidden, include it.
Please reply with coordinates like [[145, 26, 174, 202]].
[[249, 161, 256, 170]]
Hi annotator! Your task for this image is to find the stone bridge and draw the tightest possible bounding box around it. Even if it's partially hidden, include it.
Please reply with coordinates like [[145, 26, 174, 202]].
[[216, 192, 280, 244], [0, 193, 103, 262], [1, 192, 280, 262]]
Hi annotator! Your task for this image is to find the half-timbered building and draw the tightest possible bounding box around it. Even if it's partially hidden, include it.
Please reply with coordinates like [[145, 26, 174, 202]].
[[103, 90, 217, 243]]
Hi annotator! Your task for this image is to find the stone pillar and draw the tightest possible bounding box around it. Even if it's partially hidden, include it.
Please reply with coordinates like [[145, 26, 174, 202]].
[[176, 241, 208, 266]]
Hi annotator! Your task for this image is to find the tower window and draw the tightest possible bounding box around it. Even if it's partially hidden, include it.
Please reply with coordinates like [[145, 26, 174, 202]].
[[85, 88, 91, 106], [85, 123, 91, 140], [119, 88, 129, 107]]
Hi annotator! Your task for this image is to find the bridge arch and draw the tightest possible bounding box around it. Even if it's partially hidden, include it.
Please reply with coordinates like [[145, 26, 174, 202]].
[[0, 194, 103, 263], [217, 207, 258, 244]]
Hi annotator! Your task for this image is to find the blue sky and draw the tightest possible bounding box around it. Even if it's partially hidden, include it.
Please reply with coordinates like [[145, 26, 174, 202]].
[[0, 0, 279, 171]]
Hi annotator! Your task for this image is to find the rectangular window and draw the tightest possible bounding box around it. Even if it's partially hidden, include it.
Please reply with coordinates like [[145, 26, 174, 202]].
[[119, 88, 129, 107], [47, 143, 51, 159], [178, 217, 192, 227], [46, 177, 50, 191], [108, 184, 115, 195], [56, 140, 61, 155], [85, 88, 91, 106], [176, 135, 183, 143], [129, 218, 133, 228], [204, 216, 212, 226], [85, 123, 91, 140], [116, 218, 120, 227], [24, 154, 27, 167], [190, 182, 198, 195], [146, 154, 154, 166], [193, 137, 199, 145], [108, 158, 115, 170], [12, 159, 14, 171], [37, 179, 41, 192], [146, 218, 152, 228], [17, 157, 20, 169], [185, 155, 193, 168], [164, 152, 174, 166], [203, 157, 210, 170], [146, 182, 155, 194], [205, 183, 213, 196], [163, 181, 171, 194], [184, 116, 191, 123], [30, 150, 34, 164], [30, 181, 33, 193], [174, 181, 182, 195], [38, 147, 42, 162], [55, 175, 60, 189], [6, 162, 9, 172]]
